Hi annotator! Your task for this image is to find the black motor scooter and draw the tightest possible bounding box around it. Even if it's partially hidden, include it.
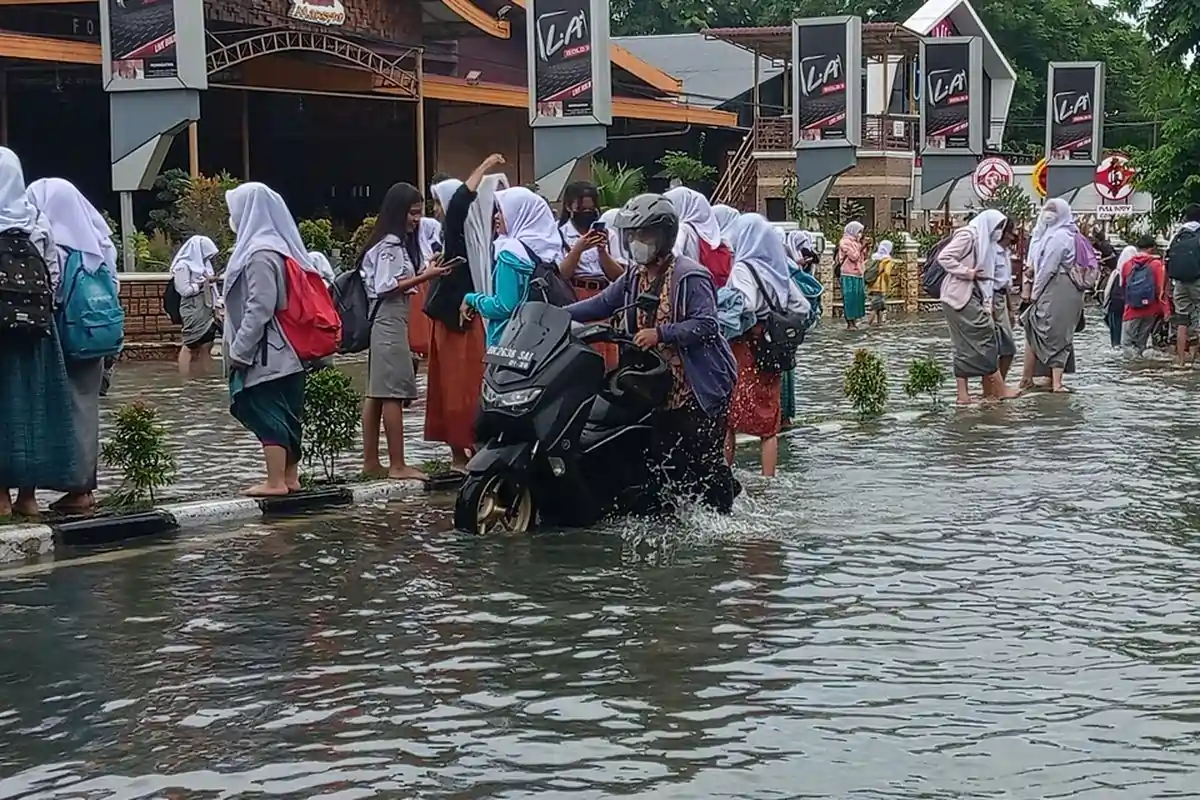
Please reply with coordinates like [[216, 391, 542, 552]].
[[455, 297, 669, 535]]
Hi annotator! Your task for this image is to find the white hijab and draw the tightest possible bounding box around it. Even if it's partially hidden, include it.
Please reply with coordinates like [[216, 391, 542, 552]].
[[0, 147, 38, 234], [494, 186, 561, 265], [600, 207, 627, 263], [432, 174, 509, 295], [785, 230, 814, 261], [224, 182, 316, 288], [966, 209, 1007, 273], [1104, 244, 1138, 305], [1029, 198, 1074, 275], [308, 250, 336, 285], [418, 216, 441, 261], [171, 235, 217, 281], [844, 221, 865, 238], [712, 204, 739, 243], [27, 177, 118, 280], [871, 240, 894, 261], [665, 186, 722, 248], [431, 178, 461, 217], [731, 213, 792, 304]]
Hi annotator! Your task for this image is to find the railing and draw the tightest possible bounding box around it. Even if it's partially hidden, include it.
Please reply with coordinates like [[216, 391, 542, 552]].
[[754, 114, 919, 153], [710, 131, 756, 209]]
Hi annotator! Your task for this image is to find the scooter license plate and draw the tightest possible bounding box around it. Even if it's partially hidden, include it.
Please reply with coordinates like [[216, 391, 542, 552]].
[[484, 345, 535, 372]]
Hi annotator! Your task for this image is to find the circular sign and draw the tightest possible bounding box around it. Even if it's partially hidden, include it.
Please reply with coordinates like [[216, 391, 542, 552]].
[[1032, 158, 1048, 198], [972, 157, 1014, 200], [1094, 153, 1135, 201]]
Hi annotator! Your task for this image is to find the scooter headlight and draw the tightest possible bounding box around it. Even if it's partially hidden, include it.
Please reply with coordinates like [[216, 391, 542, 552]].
[[482, 385, 543, 410]]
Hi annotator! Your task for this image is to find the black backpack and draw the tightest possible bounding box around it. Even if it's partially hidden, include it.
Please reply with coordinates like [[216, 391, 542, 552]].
[[0, 227, 53, 338], [522, 243, 576, 307], [1167, 227, 1200, 283], [745, 264, 808, 374], [920, 235, 954, 298], [331, 268, 378, 354], [162, 280, 184, 325]]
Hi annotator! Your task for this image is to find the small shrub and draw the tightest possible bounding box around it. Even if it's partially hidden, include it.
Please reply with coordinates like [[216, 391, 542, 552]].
[[593, 160, 646, 208], [302, 367, 362, 482], [148, 168, 190, 241], [903, 357, 947, 407], [843, 349, 889, 419], [349, 215, 377, 266], [299, 218, 334, 255], [177, 171, 242, 265], [141, 229, 175, 271], [101, 400, 177, 507]]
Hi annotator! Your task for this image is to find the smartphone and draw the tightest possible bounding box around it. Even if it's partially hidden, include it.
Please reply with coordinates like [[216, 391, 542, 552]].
[[441, 256, 466, 268], [431, 241, 443, 254], [590, 221, 607, 232]]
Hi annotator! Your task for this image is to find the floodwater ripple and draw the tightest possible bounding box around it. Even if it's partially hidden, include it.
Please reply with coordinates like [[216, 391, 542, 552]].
[[4, 314, 1200, 798]]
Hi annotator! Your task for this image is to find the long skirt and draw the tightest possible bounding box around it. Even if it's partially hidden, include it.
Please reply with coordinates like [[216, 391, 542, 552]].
[[424, 316, 486, 451], [841, 275, 867, 321], [367, 293, 419, 401], [1025, 270, 1084, 375], [0, 328, 81, 489], [728, 337, 782, 438], [780, 369, 796, 422], [408, 283, 432, 359], [180, 292, 217, 349], [54, 358, 105, 493], [574, 281, 619, 371], [230, 370, 306, 464], [944, 293, 999, 378], [994, 292, 1017, 358]]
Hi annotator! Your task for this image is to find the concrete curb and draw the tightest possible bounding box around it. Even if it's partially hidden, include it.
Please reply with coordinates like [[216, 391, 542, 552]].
[[0, 480, 427, 565]]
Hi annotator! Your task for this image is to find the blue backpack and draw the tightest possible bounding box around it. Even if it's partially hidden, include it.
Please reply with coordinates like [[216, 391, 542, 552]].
[[57, 249, 124, 361], [1124, 258, 1157, 310]]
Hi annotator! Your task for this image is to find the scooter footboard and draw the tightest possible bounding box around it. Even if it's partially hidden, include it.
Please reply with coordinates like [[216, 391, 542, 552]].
[[466, 442, 534, 475]]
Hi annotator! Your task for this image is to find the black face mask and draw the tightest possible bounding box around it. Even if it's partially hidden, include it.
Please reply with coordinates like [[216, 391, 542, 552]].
[[572, 209, 599, 228]]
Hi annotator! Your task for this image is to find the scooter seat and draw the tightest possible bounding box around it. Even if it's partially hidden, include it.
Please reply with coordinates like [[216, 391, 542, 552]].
[[587, 395, 647, 428]]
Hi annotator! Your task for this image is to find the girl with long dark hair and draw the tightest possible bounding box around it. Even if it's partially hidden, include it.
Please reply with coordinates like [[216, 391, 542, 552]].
[[360, 182, 451, 481]]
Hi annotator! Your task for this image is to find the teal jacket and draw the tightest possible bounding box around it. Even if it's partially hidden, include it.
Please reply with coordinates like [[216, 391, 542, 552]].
[[464, 249, 535, 346]]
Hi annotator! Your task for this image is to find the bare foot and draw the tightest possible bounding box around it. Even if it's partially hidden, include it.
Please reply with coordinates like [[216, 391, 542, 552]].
[[244, 483, 290, 497], [956, 396, 974, 407], [286, 481, 302, 492], [1017, 380, 1034, 390], [999, 386, 1024, 400], [50, 493, 96, 516], [362, 462, 388, 478], [388, 467, 428, 482], [1051, 385, 1073, 394]]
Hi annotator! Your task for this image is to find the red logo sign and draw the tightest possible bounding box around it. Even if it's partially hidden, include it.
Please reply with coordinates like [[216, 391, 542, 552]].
[[1094, 153, 1135, 202], [972, 157, 1014, 200]]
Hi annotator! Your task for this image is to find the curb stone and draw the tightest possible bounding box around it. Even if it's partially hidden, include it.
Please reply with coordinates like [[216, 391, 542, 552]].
[[0, 480, 426, 565]]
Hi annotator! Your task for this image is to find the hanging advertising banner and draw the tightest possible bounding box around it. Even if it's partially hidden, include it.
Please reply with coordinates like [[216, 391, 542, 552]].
[[919, 36, 983, 156], [100, 0, 207, 91], [792, 16, 862, 150], [527, 0, 612, 127], [289, 0, 347, 26], [1045, 62, 1105, 166]]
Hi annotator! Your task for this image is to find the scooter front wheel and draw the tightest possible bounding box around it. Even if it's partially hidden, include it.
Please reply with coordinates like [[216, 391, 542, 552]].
[[455, 467, 536, 535]]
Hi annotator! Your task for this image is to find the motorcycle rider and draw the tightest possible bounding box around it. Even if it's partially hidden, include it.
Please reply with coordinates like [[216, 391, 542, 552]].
[[564, 194, 738, 513]]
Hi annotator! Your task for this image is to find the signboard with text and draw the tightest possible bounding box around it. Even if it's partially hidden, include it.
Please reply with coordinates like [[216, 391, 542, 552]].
[[919, 36, 984, 156], [792, 16, 862, 150], [1045, 62, 1105, 166], [527, 0, 612, 127], [100, 0, 206, 91]]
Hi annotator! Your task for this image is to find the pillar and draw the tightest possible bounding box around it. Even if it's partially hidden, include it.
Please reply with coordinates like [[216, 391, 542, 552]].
[[416, 50, 426, 191], [818, 241, 837, 319], [187, 122, 199, 178], [899, 232, 920, 313], [241, 90, 251, 180]]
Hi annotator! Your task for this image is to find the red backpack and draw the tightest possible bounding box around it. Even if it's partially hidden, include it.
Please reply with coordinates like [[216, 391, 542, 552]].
[[278, 256, 341, 361], [698, 236, 733, 288]]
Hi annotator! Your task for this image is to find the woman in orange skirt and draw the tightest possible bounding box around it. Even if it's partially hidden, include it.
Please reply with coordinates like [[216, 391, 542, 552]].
[[407, 216, 440, 359], [557, 182, 627, 371], [423, 154, 508, 471], [724, 214, 812, 477]]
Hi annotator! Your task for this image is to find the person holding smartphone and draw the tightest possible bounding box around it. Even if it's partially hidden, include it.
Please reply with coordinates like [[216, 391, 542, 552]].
[[558, 181, 624, 369]]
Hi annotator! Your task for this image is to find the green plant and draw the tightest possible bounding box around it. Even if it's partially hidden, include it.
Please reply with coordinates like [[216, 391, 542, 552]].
[[141, 229, 174, 271], [843, 349, 888, 419], [658, 134, 716, 187], [302, 367, 362, 482], [349, 215, 377, 265], [299, 218, 335, 255], [147, 168, 190, 240], [902, 357, 947, 407], [101, 400, 177, 507], [593, 160, 646, 208], [177, 171, 242, 265], [974, 183, 1037, 228]]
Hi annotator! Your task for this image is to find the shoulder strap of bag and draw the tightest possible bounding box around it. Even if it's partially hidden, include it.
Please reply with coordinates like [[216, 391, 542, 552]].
[[743, 262, 785, 315]]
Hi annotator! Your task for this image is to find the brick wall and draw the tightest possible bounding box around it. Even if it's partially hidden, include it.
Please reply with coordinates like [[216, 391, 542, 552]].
[[205, 0, 419, 43], [119, 274, 185, 360], [755, 153, 913, 231]]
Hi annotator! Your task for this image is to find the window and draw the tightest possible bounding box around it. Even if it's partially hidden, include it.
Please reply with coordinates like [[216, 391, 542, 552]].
[[764, 197, 788, 222]]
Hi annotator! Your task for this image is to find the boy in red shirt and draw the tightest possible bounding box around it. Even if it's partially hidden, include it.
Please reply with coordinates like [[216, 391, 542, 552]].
[[1121, 235, 1169, 355]]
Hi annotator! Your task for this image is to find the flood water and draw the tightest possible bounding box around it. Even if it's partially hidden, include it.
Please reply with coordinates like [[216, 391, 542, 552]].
[[5, 313, 1200, 798]]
